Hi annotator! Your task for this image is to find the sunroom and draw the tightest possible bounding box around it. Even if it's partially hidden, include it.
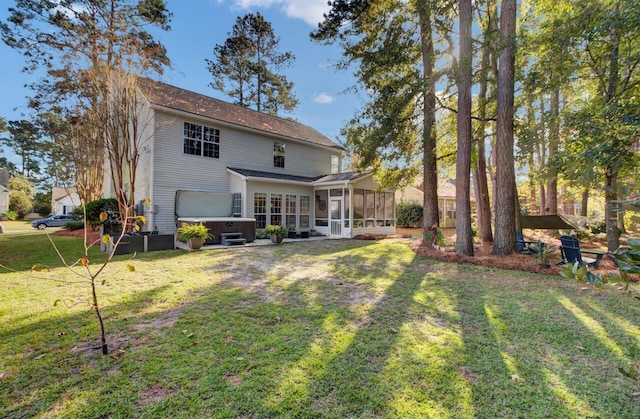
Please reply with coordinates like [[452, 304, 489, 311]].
[[228, 168, 396, 239]]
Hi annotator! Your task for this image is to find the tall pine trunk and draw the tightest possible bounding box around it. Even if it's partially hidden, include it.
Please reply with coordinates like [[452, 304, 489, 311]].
[[605, 166, 620, 251], [580, 188, 589, 217], [418, 0, 439, 229], [474, 3, 494, 243], [546, 88, 560, 214], [456, 0, 473, 255], [492, 0, 517, 255]]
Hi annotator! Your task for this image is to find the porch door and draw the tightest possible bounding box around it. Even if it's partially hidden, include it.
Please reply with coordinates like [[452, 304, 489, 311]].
[[329, 198, 342, 237]]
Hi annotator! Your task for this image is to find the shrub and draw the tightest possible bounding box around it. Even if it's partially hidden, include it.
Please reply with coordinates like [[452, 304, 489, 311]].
[[83, 198, 120, 231], [33, 192, 52, 216], [63, 220, 85, 231], [9, 190, 32, 218], [263, 224, 289, 238], [176, 223, 213, 241], [5, 210, 18, 220], [396, 201, 423, 227], [588, 221, 607, 235]]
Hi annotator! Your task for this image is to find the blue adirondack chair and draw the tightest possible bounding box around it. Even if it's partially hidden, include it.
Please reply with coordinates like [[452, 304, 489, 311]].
[[559, 235, 604, 268], [516, 231, 541, 254]]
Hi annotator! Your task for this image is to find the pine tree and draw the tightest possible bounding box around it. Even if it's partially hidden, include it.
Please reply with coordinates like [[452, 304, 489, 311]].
[[206, 12, 298, 116]]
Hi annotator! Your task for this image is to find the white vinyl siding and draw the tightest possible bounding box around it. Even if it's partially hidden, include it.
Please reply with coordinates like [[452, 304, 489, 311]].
[[137, 110, 339, 234]]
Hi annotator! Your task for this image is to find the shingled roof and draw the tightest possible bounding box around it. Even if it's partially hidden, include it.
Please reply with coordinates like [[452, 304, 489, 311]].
[[227, 168, 373, 185], [138, 78, 343, 151]]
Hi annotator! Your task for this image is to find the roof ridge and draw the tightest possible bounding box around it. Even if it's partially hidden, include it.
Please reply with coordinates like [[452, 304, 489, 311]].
[[144, 78, 312, 128], [138, 78, 343, 150]]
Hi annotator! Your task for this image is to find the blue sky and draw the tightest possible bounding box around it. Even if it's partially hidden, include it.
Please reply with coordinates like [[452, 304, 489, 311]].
[[0, 0, 361, 165]]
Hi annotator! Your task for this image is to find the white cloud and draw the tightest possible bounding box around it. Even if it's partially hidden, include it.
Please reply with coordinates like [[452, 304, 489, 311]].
[[226, 0, 330, 26], [313, 93, 335, 104]]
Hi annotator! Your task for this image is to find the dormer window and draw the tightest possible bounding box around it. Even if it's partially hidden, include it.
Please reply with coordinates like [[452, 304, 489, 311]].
[[274, 141, 285, 168]]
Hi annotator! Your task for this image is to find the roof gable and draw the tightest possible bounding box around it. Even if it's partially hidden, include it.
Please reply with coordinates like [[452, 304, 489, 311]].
[[52, 186, 78, 202], [138, 79, 343, 151]]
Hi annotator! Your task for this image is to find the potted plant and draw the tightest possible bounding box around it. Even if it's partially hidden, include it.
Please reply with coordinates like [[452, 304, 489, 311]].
[[530, 241, 554, 269], [176, 222, 213, 250], [263, 224, 288, 244]]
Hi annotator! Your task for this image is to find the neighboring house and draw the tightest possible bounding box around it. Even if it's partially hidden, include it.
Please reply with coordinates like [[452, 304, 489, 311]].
[[0, 169, 9, 215], [396, 178, 475, 228], [51, 187, 81, 216], [103, 79, 396, 239]]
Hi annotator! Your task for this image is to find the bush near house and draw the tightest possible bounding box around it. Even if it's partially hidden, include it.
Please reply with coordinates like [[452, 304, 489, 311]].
[[9, 190, 32, 218], [81, 198, 120, 231], [396, 201, 423, 227], [63, 220, 85, 231]]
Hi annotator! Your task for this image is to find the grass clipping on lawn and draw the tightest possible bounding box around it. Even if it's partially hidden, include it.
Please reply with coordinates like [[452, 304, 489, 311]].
[[1, 234, 639, 417]]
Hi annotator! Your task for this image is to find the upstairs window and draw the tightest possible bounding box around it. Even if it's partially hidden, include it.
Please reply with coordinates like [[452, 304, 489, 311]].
[[274, 141, 285, 168], [184, 122, 219, 158], [331, 155, 340, 174]]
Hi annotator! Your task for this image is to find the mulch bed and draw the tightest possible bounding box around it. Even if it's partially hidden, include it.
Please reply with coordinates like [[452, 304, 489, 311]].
[[409, 239, 622, 277], [52, 229, 101, 245], [54, 228, 627, 279]]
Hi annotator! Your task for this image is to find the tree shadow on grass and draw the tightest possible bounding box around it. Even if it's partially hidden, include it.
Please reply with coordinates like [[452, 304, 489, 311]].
[[5, 239, 638, 417], [253, 243, 475, 416], [451, 263, 640, 417]]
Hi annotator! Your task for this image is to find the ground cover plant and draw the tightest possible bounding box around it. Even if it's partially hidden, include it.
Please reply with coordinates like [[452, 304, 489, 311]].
[[1, 231, 640, 417]]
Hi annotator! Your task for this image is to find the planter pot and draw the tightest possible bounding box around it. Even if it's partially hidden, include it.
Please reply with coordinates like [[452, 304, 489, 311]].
[[270, 235, 284, 244], [187, 237, 204, 250]]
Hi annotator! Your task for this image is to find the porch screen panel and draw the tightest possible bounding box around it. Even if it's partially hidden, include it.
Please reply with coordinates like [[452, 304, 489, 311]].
[[353, 189, 364, 227], [365, 190, 375, 227], [385, 192, 395, 226], [344, 189, 350, 228], [376, 191, 385, 226], [271, 194, 282, 226]]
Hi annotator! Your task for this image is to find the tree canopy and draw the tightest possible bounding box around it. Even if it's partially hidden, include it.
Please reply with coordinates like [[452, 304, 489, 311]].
[[206, 12, 298, 116], [1, 0, 172, 205]]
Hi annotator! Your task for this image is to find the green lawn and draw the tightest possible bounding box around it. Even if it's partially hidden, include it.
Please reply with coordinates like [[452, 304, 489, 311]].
[[1, 231, 639, 417], [1, 220, 36, 232]]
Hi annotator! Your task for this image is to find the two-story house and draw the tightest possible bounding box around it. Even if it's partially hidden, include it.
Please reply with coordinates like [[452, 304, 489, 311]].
[[103, 79, 395, 242]]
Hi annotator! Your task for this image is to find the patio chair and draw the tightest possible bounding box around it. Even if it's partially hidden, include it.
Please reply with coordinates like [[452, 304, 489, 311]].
[[516, 231, 541, 254], [559, 235, 604, 268]]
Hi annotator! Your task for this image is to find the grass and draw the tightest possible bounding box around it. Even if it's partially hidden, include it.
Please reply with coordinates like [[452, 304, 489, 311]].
[[1, 220, 36, 232], [1, 230, 640, 417]]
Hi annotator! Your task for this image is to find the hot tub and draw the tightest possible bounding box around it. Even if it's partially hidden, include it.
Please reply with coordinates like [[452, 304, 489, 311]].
[[177, 217, 256, 245]]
